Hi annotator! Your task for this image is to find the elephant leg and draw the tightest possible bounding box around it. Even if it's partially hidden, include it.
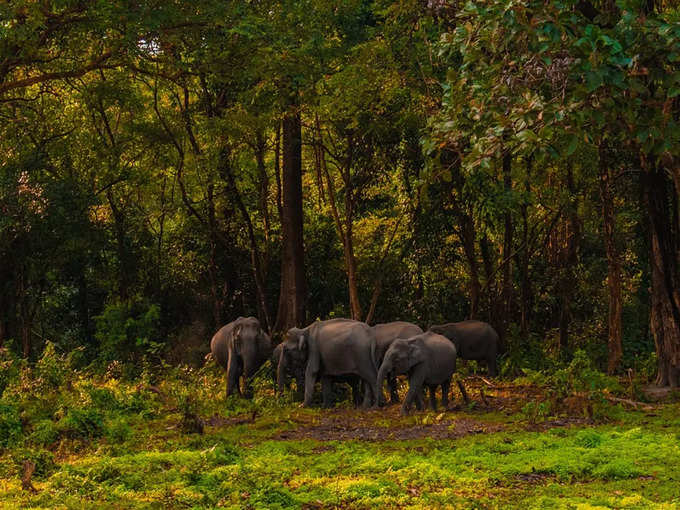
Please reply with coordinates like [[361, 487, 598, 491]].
[[303, 365, 319, 407], [402, 368, 426, 415], [351, 379, 362, 408], [389, 373, 400, 404], [226, 353, 241, 397], [321, 376, 334, 408], [441, 379, 450, 409], [415, 391, 424, 410], [428, 385, 438, 411], [361, 378, 373, 408], [487, 356, 498, 377]]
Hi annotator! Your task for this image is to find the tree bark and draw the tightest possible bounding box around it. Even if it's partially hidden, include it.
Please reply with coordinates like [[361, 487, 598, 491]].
[[598, 142, 623, 374], [643, 156, 680, 387], [274, 105, 306, 333]]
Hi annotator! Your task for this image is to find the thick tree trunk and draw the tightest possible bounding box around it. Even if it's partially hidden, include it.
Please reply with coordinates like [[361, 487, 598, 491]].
[[643, 157, 680, 387], [598, 142, 623, 374], [274, 106, 306, 333]]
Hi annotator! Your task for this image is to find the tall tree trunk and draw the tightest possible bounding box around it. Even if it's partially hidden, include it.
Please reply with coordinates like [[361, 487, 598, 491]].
[[554, 166, 580, 353], [598, 142, 623, 374], [500, 152, 514, 346], [106, 189, 130, 301], [274, 106, 306, 333], [643, 156, 680, 387], [514, 158, 532, 337], [460, 213, 481, 319], [255, 130, 271, 246]]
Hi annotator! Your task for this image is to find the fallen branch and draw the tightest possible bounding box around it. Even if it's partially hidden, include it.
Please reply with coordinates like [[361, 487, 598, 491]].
[[605, 396, 655, 410], [472, 375, 498, 388]]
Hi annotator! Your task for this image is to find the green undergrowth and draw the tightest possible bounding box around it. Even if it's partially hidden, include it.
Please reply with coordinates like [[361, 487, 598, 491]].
[[1, 346, 680, 508], [1, 417, 679, 509]]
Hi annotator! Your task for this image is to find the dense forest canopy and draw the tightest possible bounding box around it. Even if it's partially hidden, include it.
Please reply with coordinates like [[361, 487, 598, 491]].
[[2, 0, 680, 386]]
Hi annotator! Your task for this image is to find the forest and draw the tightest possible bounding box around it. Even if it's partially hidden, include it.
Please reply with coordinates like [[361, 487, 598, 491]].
[[1, 0, 680, 508]]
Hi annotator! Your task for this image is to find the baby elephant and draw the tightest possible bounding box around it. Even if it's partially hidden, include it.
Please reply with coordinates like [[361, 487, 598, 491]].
[[377, 332, 457, 415]]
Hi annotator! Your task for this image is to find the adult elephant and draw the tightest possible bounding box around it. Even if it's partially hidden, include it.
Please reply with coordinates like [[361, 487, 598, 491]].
[[371, 321, 423, 404], [429, 320, 500, 377], [277, 318, 379, 408], [377, 331, 457, 415], [210, 316, 272, 398]]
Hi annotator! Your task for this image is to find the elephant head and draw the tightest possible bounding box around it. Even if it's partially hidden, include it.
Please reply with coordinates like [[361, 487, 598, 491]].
[[277, 327, 309, 394], [377, 338, 426, 394]]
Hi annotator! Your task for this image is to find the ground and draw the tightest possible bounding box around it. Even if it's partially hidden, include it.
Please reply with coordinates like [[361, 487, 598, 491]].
[[1, 375, 679, 509]]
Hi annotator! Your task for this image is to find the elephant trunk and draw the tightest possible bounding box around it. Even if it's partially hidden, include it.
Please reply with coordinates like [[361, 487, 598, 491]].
[[376, 359, 392, 403], [277, 349, 287, 394]]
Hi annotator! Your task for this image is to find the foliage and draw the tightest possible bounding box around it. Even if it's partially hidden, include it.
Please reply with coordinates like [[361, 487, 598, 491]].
[[94, 299, 162, 363], [0, 403, 22, 448]]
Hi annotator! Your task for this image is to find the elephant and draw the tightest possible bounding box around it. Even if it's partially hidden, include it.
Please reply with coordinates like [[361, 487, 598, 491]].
[[278, 318, 379, 408], [377, 331, 457, 415], [371, 321, 423, 404], [272, 342, 363, 405], [210, 316, 272, 397], [428, 320, 500, 377]]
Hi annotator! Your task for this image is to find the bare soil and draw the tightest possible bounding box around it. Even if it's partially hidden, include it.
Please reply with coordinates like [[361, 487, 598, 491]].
[[274, 406, 505, 441]]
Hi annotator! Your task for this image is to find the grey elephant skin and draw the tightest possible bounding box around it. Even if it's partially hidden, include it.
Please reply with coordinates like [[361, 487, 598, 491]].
[[210, 316, 272, 397], [377, 331, 457, 414], [429, 320, 500, 377], [278, 318, 379, 408], [371, 321, 423, 404]]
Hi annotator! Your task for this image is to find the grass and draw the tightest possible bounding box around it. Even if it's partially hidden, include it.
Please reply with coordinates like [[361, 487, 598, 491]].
[[1, 352, 679, 508]]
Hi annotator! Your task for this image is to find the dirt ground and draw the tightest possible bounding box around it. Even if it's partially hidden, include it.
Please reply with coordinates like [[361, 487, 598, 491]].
[[206, 378, 599, 441]]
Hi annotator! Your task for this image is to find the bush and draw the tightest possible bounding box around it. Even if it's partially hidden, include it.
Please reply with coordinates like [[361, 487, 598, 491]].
[[30, 419, 60, 446], [11, 448, 56, 479], [0, 347, 19, 397], [94, 298, 162, 363], [58, 407, 104, 439], [0, 402, 22, 448], [105, 416, 132, 443]]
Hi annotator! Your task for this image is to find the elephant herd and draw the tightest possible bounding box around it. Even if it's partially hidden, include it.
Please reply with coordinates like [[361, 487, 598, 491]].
[[210, 317, 500, 414]]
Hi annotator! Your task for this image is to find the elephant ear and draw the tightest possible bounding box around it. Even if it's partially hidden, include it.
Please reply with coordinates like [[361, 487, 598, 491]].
[[232, 321, 243, 351], [409, 338, 426, 365], [298, 329, 309, 351]]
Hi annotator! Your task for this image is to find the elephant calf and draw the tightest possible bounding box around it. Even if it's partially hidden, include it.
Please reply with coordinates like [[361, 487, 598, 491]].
[[377, 331, 457, 415], [429, 320, 500, 377], [210, 316, 272, 398], [372, 321, 423, 405]]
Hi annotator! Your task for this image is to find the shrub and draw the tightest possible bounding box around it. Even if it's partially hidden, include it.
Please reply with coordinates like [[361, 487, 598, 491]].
[[30, 419, 60, 446], [94, 298, 162, 363], [87, 386, 121, 410], [105, 416, 132, 443], [0, 402, 22, 448], [0, 347, 19, 397], [58, 407, 104, 439], [574, 429, 603, 448], [11, 448, 56, 479]]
